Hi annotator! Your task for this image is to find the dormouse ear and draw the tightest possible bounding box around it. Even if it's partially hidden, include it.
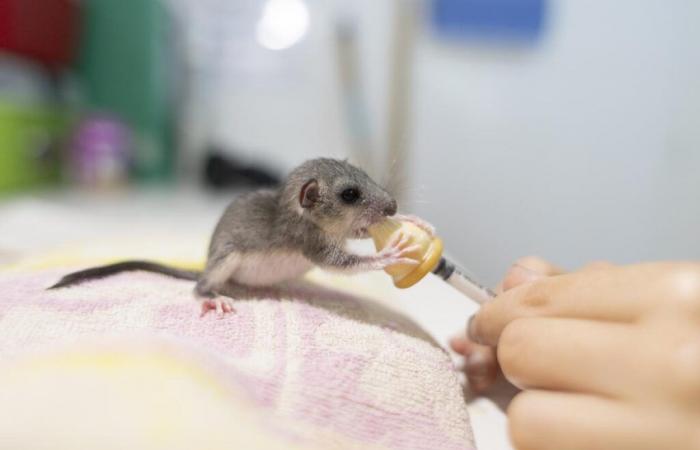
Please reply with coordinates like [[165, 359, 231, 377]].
[[299, 179, 320, 208]]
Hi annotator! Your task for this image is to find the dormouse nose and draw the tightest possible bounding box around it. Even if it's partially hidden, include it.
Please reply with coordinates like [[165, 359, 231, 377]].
[[383, 199, 397, 216]]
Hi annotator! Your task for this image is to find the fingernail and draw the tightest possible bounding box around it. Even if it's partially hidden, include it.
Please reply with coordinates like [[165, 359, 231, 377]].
[[466, 352, 494, 392], [465, 351, 488, 375], [511, 263, 545, 280], [502, 264, 545, 291]]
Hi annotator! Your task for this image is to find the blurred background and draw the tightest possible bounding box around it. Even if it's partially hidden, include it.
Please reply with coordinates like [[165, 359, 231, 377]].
[[0, 0, 698, 284]]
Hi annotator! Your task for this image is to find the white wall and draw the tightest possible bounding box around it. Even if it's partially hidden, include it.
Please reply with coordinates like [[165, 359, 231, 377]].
[[173, 0, 397, 174], [174, 0, 700, 285], [409, 0, 700, 284]]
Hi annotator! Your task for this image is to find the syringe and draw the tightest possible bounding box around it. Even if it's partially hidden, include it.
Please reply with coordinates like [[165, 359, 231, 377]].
[[368, 219, 496, 304], [431, 257, 495, 305]]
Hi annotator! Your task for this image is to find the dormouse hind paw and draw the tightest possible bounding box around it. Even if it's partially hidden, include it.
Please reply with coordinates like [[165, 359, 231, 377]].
[[198, 296, 236, 318]]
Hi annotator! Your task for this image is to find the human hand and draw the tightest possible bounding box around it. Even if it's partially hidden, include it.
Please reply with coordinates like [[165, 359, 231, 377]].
[[452, 257, 700, 450], [450, 256, 564, 391]]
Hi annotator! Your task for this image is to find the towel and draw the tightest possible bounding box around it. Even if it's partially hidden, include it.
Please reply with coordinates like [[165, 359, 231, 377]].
[[0, 268, 475, 450]]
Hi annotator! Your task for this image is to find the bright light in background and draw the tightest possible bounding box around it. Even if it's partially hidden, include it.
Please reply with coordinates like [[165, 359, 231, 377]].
[[255, 0, 310, 50]]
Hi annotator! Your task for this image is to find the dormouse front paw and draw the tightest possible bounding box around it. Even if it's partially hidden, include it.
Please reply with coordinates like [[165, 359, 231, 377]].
[[377, 232, 421, 268], [393, 214, 436, 237]]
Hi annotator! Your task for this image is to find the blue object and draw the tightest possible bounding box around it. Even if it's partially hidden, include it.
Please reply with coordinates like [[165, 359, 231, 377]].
[[432, 0, 546, 42]]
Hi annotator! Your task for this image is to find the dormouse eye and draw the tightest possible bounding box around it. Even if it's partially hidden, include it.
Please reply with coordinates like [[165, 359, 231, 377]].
[[340, 188, 360, 204]]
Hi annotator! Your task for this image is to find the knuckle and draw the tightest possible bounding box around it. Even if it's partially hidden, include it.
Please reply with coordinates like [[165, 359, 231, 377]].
[[467, 312, 488, 345], [514, 255, 560, 276], [514, 255, 548, 269], [502, 268, 527, 292], [497, 319, 531, 372], [662, 265, 700, 316], [518, 280, 551, 310], [501, 257, 546, 291], [507, 392, 539, 450], [666, 334, 700, 403]]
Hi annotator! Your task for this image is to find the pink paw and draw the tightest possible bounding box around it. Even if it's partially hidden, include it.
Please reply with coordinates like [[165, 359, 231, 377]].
[[199, 296, 236, 318], [393, 214, 436, 237], [378, 231, 421, 268]]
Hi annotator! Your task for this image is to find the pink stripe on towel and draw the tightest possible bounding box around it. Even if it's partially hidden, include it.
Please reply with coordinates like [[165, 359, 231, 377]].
[[0, 270, 475, 450]]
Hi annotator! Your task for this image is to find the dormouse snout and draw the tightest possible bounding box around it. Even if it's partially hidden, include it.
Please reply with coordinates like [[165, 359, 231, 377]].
[[383, 199, 397, 217]]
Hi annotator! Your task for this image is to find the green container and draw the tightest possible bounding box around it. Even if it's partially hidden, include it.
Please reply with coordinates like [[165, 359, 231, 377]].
[[76, 0, 173, 182], [0, 102, 68, 193]]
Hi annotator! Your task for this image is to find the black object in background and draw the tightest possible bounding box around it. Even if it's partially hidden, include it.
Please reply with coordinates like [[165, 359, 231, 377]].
[[203, 149, 281, 190]]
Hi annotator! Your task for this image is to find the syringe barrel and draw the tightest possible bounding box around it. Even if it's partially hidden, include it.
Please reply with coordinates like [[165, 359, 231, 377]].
[[433, 257, 495, 305]]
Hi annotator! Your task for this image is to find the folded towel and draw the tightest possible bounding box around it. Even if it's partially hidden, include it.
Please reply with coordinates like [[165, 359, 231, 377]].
[[0, 269, 475, 450]]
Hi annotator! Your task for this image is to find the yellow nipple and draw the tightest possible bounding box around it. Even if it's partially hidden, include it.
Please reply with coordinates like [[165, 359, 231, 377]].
[[368, 218, 444, 289]]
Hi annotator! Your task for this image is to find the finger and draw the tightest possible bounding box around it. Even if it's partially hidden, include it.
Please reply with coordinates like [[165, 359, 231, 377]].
[[469, 262, 696, 346], [396, 232, 409, 248], [401, 244, 422, 254], [579, 260, 616, 272], [397, 258, 419, 266], [500, 318, 700, 407], [449, 335, 485, 355], [465, 345, 500, 392], [460, 257, 564, 389], [449, 335, 468, 354], [496, 318, 660, 399], [502, 256, 565, 291], [513, 256, 565, 275], [508, 390, 695, 450], [501, 264, 548, 292], [387, 232, 403, 248], [449, 335, 501, 391]]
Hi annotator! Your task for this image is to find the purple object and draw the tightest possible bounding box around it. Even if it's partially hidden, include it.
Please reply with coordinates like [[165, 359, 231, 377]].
[[71, 115, 132, 186]]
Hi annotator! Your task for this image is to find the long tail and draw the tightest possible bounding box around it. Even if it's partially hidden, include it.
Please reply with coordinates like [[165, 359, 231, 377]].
[[48, 260, 202, 289]]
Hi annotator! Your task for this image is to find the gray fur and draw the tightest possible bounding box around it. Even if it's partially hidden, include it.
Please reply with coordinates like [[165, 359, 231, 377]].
[[52, 158, 407, 310], [196, 158, 398, 298]]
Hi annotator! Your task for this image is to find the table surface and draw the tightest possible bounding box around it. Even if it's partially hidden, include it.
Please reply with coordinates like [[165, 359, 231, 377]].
[[0, 186, 514, 450]]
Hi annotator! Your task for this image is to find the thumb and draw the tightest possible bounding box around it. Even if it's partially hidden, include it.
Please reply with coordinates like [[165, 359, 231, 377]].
[[500, 256, 565, 292]]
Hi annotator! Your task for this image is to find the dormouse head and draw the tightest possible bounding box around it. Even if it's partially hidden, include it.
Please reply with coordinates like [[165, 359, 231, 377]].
[[286, 158, 397, 239]]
